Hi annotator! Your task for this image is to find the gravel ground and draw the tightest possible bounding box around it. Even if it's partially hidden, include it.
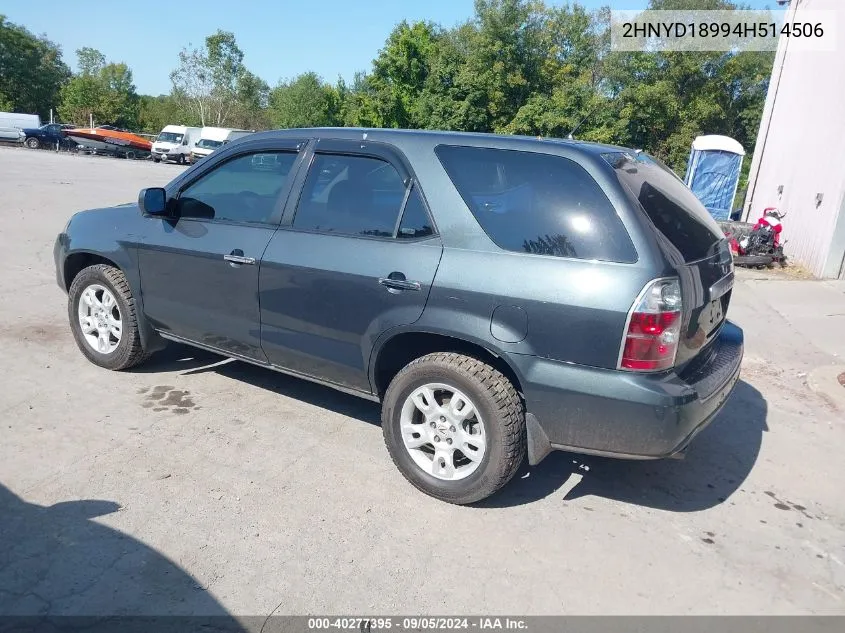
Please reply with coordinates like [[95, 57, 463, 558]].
[[1, 146, 843, 617]]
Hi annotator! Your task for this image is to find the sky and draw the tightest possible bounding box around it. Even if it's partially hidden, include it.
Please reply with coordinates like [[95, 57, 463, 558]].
[[4, 0, 780, 96]]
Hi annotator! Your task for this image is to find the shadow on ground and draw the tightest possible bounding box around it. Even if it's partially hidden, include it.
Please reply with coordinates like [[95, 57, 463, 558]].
[[0, 484, 246, 630], [135, 343, 381, 425], [137, 345, 767, 511], [480, 380, 768, 511]]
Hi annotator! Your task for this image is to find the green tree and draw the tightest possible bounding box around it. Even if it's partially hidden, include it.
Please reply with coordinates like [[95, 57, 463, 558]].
[[459, 0, 546, 132], [364, 20, 441, 128], [231, 70, 271, 129], [138, 94, 199, 134], [99, 62, 139, 128], [413, 24, 488, 132], [269, 72, 340, 128], [76, 46, 105, 75], [600, 0, 774, 172], [0, 15, 70, 118], [504, 2, 612, 140], [336, 72, 380, 127], [58, 74, 103, 126], [169, 30, 247, 126], [58, 48, 139, 128]]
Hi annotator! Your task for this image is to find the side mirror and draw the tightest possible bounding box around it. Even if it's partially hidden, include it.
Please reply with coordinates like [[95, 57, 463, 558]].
[[138, 187, 167, 215]]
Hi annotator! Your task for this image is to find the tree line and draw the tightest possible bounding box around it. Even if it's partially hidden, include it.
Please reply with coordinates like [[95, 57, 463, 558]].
[[1, 0, 773, 175]]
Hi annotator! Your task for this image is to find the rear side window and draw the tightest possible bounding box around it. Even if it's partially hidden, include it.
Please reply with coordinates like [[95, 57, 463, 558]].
[[435, 145, 636, 263], [397, 186, 434, 239], [602, 151, 723, 262], [294, 154, 407, 237]]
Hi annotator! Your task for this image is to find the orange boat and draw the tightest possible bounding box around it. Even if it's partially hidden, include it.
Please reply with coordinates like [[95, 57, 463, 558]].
[[65, 126, 153, 153]]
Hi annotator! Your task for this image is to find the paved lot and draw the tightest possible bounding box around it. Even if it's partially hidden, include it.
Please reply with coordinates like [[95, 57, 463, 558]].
[[1, 147, 844, 617]]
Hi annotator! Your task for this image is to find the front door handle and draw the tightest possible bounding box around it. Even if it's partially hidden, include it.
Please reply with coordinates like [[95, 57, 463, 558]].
[[379, 272, 421, 292], [224, 249, 255, 266]]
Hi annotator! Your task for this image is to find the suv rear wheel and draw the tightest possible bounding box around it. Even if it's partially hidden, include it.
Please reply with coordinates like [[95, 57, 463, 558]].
[[382, 352, 525, 504], [68, 264, 151, 370]]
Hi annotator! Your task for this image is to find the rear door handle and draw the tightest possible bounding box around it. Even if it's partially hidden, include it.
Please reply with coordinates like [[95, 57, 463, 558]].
[[379, 274, 421, 291], [224, 249, 255, 266]]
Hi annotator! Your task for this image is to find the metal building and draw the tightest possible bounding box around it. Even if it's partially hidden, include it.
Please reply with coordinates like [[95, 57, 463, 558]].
[[743, 0, 845, 279]]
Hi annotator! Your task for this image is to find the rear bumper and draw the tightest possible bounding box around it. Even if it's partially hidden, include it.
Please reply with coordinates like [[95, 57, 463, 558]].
[[508, 321, 744, 463]]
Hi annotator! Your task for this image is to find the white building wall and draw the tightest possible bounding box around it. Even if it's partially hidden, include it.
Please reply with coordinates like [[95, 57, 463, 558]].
[[744, 0, 845, 278]]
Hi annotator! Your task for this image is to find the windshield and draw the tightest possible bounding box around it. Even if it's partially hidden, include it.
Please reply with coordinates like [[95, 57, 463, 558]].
[[602, 151, 724, 262], [156, 132, 184, 144], [196, 139, 223, 150]]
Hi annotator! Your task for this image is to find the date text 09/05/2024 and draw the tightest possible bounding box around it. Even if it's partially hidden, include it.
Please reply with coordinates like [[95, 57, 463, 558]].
[[307, 617, 529, 631], [621, 21, 824, 39]]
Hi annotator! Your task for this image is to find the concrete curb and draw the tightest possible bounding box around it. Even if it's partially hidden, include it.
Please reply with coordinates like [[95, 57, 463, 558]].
[[807, 365, 845, 410]]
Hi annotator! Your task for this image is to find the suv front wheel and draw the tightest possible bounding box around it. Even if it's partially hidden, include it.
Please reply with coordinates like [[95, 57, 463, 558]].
[[382, 352, 525, 504], [68, 264, 151, 370]]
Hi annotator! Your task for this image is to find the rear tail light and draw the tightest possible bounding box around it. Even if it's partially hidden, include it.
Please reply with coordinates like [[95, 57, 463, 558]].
[[618, 278, 682, 372]]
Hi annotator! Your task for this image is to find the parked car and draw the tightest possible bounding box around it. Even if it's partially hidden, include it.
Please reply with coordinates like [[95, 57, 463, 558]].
[[0, 126, 25, 144], [53, 128, 743, 504], [21, 123, 76, 149]]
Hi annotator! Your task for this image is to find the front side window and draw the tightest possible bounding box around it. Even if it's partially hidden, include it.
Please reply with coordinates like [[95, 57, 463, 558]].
[[436, 145, 637, 263], [293, 154, 408, 237], [177, 151, 298, 224]]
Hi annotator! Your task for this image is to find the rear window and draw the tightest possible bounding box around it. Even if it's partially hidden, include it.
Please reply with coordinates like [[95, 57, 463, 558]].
[[602, 151, 723, 262], [435, 146, 637, 263]]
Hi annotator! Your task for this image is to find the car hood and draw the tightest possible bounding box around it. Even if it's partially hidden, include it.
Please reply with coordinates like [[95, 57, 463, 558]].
[[67, 203, 140, 231], [21, 128, 41, 135]]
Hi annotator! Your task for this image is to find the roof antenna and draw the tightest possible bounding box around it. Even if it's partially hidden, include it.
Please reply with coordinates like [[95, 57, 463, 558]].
[[566, 103, 600, 140]]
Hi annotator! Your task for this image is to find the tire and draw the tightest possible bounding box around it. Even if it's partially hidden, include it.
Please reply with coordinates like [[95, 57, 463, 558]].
[[67, 264, 151, 370], [25, 137, 40, 149], [382, 352, 525, 505], [153, 157, 161, 163], [177, 154, 185, 165]]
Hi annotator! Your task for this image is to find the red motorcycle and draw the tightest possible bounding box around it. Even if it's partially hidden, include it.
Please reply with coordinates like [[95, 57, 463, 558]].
[[726, 207, 787, 268]]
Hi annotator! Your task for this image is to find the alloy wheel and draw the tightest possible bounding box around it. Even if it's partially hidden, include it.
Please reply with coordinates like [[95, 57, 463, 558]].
[[77, 284, 122, 354], [399, 383, 486, 481]]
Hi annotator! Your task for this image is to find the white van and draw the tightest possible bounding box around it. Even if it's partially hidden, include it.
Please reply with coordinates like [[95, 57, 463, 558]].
[[189, 127, 253, 163], [151, 125, 201, 164], [0, 112, 41, 130]]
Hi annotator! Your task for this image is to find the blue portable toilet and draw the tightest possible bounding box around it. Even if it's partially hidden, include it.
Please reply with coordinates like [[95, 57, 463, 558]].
[[684, 135, 745, 221]]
